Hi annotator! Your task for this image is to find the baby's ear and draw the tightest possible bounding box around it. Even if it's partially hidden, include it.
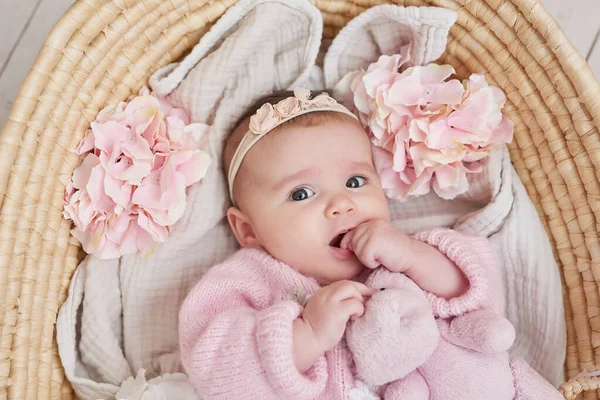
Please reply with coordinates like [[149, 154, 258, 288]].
[[226, 207, 260, 248]]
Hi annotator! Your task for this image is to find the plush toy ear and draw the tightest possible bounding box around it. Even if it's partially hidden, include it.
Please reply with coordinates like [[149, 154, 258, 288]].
[[443, 309, 516, 354], [323, 5, 457, 89]]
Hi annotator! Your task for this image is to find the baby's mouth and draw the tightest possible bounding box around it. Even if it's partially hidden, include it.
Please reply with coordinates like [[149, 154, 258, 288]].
[[329, 232, 347, 248]]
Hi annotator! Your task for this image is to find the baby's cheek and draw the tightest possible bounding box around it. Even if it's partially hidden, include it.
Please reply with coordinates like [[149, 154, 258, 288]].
[[269, 221, 311, 250], [260, 209, 325, 260], [288, 225, 322, 253], [360, 191, 390, 220]]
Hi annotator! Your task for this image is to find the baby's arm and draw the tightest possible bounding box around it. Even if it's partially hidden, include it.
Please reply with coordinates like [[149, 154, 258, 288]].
[[340, 221, 479, 303], [179, 270, 327, 400], [402, 235, 468, 299], [293, 319, 324, 373], [411, 229, 495, 319]]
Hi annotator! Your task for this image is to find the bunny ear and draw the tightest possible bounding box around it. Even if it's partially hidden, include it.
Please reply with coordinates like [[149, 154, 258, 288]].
[[323, 5, 457, 89]]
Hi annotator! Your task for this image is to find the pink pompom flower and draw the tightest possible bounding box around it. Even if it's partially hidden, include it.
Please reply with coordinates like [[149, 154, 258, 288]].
[[63, 89, 211, 259], [337, 49, 513, 201]]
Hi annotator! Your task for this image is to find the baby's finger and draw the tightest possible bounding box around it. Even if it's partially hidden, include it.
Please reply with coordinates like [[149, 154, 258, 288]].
[[340, 223, 369, 250], [352, 281, 378, 297], [340, 298, 366, 321], [359, 246, 382, 270], [340, 229, 355, 250], [352, 230, 372, 256], [331, 281, 374, 301], [330, 280, 365, 301], [359, 255, 381, 270]]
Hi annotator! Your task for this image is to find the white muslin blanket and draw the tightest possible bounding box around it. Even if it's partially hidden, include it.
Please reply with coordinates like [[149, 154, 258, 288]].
[[56, 0, 566, 399]]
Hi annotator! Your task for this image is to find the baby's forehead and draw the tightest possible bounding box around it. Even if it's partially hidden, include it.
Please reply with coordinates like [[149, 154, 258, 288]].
[[227, 113, 371, 178], [255, 123, 372, 166]]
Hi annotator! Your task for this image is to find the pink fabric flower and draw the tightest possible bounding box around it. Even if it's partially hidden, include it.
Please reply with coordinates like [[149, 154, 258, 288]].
[[274, 97, 301, 117], [248, 88, 339, 136], [339, 51, 514, 201], [63, 88, 212, 259], [249, 103, 279, 134]]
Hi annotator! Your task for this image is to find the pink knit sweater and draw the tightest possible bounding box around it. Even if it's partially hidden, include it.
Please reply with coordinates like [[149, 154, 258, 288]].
[[178, 229, 495, 399]]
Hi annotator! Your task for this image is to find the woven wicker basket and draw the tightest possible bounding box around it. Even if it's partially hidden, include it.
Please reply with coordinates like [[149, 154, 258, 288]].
[[1, 0, 599, 398]]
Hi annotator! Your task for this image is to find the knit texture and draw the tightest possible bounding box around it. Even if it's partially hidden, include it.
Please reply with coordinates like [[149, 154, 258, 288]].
[[179, 229, 489, 399], [343, 248, 562, 400], [384, 147, 565, 385], [413, 229, 503, 318]]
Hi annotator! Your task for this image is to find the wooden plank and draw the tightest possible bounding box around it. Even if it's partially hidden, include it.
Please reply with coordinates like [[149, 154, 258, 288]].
[[0, 0, 40, 73], [0, 0, 73, 129], [542, 0, 600, 59]]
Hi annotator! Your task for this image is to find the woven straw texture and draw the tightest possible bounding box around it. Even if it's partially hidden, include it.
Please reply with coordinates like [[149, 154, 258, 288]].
[[0, 0, 599, 398]]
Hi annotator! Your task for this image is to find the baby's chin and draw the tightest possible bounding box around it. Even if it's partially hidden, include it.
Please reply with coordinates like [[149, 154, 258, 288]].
[[314, 258, 366, 285]]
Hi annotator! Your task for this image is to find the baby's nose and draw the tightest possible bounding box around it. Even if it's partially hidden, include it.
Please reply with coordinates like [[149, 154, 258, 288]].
[[325, 195, 356, 218]]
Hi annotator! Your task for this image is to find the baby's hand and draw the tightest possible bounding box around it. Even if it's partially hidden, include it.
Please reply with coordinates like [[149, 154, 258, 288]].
[[301, 280, 375, 354], [340, 219, 411, 272]]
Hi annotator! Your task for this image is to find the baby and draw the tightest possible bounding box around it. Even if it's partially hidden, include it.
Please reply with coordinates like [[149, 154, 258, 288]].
[[178, 89, 559, 399]]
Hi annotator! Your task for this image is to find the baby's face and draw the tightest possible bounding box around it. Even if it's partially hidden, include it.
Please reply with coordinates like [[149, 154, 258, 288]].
[[230, 117, 391, 284]]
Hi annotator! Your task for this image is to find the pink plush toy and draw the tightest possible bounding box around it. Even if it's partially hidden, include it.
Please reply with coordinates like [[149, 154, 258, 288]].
[[346, 268, 563, 400]]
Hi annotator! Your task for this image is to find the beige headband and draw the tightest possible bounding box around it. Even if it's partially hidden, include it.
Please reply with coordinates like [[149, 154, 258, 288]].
[[228, 88, 359, 205]]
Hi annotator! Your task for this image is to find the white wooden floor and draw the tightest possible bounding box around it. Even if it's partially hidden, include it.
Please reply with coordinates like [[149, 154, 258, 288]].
[[1, 0, 600, 129]]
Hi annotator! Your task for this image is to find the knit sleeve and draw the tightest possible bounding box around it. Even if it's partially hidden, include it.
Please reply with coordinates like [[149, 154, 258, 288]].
[[413, 228, 497, 319], [256, 301, 328, 396], [179, 273, 328, 400]]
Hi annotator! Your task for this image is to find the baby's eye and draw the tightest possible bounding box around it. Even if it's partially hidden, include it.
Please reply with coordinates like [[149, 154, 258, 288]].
[[290, 187, 315, 201], [346, 176, 367, 189]]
